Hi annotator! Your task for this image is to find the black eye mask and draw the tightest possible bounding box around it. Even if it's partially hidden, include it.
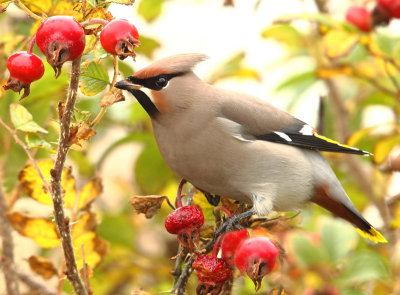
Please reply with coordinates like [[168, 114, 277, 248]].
[[127, 72, 185, 91]]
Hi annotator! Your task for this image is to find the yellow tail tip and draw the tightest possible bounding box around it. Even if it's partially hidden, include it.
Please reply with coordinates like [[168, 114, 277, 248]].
[[356, 228, 387, 243]]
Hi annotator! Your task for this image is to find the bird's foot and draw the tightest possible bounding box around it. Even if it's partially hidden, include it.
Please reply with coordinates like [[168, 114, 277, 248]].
[[212, 208, 256, 243]]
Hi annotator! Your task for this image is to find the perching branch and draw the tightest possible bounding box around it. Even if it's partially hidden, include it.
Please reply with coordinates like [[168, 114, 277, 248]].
[[49, 57, 88, 295], [0, 178, 20, 295]]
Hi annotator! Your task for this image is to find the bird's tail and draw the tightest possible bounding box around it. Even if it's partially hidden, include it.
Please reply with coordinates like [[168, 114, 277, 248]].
[[312, 186, 387, 244], [356, 227, 387, 244]]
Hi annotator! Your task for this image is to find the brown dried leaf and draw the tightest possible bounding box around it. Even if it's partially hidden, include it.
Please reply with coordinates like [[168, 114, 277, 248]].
[[27, 255, 58, 279], [381, 154, 400, 172], [100, 89, 125, 107], [0, 3, 10, 14], [129, 195, 168, 218], [69, 121, 96, 146], [6, 212, 60, 248]]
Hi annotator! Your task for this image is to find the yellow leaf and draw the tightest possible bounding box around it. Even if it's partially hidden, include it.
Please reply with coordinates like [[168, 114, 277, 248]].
[[27, 255, 58, 279], [52, 1, 82, 20], [74, 231, 108, 269], [373, 134, 400, 164], [72, 212, 97, 239], [323, 29, 359, 59], [19, 159, 77, 208], [22, 0, 52, 14], [316, 66, 353, 78], [6, 212, 60, 248], [347, 126, 376, 147], [77, 178, 102, 211]]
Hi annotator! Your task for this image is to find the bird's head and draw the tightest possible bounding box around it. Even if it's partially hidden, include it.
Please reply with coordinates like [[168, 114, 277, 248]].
[[115, 53, 207, 117]]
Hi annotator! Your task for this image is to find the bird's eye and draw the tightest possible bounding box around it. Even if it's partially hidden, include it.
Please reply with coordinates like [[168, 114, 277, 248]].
[[155, 77, 168, 88]]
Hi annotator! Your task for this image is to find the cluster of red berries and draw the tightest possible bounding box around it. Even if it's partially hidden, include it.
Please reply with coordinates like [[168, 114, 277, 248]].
[[164, 202, 279, 294], [346, 0, 400, 32], [3, 16, 139, 99]]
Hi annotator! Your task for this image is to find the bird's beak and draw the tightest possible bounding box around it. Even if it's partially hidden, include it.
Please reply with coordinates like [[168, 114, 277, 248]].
[[114, 79, 142, 91]]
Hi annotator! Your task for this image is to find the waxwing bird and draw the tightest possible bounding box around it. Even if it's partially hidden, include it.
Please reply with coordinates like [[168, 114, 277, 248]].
[[115, 53, 386, 243]]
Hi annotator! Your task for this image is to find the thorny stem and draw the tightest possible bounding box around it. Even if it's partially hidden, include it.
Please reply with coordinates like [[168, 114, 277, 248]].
[[0, 178, 20, 295], [80, 18, 109, 28], [49, 57, 88, 295], [0, 117, 50, 191], [14, 0, 42, 21]]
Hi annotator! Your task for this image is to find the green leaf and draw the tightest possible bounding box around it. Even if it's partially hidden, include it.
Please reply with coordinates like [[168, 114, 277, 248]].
[[135, 141, 174, 194], [85, 0, 97, 8], [392, 41, 400, 62], [320, 217, 358, 263], [275, 71, 316, 92], [26, 134, 53, 150], [137, 0, 165, 23], [80, 60, 109, 96], [291, 234, 326, 266], [337, 251, 389, 286], [371, 33, 398, 57], [360, 91, 397, 108], [261, 24, 304, 47], [118, 61, 134, 78], [98, 213, 135, 248], [9, 104, 47, 134], [135, 35, 161, 58], [208, 52, 260, 84]]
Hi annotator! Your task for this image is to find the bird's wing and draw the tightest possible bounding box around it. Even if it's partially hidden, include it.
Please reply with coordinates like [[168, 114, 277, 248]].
[[219, 91, 370, 156]]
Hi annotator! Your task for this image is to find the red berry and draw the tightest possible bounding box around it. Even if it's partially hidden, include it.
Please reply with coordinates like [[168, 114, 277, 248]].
[[193, 254, 232, 295], [36, 16, 85, 77], [234, 237, 279, 291], [100, 19, 140, 60], [378, 0, 400, 18], [165, 205, 204, 251], [3, 51, 44, 100], [221, 229, 249, 268], [346, 6, 372, 32]]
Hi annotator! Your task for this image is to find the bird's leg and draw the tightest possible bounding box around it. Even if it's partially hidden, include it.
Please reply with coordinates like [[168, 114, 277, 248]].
[[202, 191, 221, 206], [212, 208, 256, 242]]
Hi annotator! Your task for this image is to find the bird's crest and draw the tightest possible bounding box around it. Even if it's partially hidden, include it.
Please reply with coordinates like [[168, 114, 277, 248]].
[[133, 53, 208, 79]]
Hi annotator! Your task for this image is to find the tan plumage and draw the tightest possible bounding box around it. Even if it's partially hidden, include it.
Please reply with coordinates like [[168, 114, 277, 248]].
[[115, 53, 386, 243]]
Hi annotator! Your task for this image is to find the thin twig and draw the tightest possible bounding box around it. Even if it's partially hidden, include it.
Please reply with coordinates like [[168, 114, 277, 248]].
[[0, 117, 50, 191], [80, 18, 109, 28], [0, 178, 20, 295], [383, 60, 400, 94], [49, 57, 88, 295], [14, 0, 42, 21], [17, 270, 58, 295]]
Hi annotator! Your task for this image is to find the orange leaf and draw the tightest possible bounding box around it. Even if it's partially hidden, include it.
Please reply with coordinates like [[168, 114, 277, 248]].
[[6, 212, 60, 248], [27, 255, 58, 279]]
